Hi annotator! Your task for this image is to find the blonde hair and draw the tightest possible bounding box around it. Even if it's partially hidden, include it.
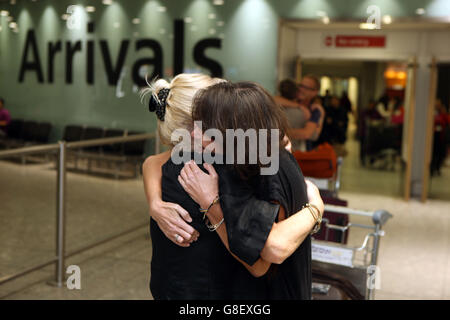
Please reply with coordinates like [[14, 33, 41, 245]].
[[141, 73, 224, 146]]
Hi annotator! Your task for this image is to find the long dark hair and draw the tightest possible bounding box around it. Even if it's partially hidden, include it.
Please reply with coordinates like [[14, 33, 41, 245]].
[[192, 81, 289, 179]]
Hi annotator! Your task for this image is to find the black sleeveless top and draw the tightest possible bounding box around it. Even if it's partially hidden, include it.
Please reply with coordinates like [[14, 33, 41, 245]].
[[150, 150, 311, 300]]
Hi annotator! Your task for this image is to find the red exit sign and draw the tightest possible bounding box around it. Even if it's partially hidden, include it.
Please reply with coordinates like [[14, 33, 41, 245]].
[[325, 35, 386, 48]]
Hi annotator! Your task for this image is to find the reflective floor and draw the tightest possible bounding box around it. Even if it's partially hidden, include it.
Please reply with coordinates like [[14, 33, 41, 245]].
[[0, 138, 449, 299]]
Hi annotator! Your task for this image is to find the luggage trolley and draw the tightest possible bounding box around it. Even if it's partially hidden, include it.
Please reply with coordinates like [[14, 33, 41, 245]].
[[311, 205, 392, 300]]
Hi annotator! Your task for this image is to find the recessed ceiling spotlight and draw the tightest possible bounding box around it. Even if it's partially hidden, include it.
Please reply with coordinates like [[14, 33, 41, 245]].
[[0, 10, 9, 16], [416, 8, 426, 15], [208, 13, 216, 19], [132, 18, 140, 24], [61, 14, 69, 20], [382, 15, 392, 24], [9, 22, 17, 28], [10, 0, 16, 5], [102, 0, 113, 5], [213, 0, 224, 5], [86, 6, 95, 13]]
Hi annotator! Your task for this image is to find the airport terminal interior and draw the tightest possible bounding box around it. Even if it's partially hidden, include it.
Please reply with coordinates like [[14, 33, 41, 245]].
[[0, 0, 449, 300]]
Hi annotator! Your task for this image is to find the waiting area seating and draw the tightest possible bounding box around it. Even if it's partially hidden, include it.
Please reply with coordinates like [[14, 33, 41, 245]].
[[0, 119, 148, 178], [0, 119, 52, 148], [0, 119, 53, 163], [62, 125, 147, 178]]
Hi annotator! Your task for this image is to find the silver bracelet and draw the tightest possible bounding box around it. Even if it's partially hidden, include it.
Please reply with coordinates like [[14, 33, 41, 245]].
[[205, 217, 224, 232]]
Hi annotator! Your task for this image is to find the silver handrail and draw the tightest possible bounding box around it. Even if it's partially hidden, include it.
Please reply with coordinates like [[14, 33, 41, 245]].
[[0, 132, 158, 288], [0, 133, 156, 158]]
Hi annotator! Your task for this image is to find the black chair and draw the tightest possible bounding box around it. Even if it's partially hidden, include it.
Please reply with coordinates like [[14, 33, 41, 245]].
[[21, 121, 39, 142], [63, 125, 84, 142], [102, 129, 125, 155], [35, 122, 52, 144], [123, 131, 145, 157], [6, 119, 24, 140], [81, 126, 104, 152]]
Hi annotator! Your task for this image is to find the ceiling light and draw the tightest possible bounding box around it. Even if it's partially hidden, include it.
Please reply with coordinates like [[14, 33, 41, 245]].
[[61, 14, 69, 20], [208, 13, 216, 19], [0, 10, 9, 16], [10, 0, 16, 4], [322, 16, 330, 24], [416, 8, 426, 15], [86, 6, 95, 13], [9, 22, 17, 28], [359, 23, 377, 30], [382, 15, 392, 24], [217, 21, 224, 27], [102, 0, 113, 5], [132, 18, 140, 24], [213, 0, 224, 5]]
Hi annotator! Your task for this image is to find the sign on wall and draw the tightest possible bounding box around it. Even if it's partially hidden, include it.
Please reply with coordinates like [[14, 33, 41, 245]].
[[324, 35, 386, 48]]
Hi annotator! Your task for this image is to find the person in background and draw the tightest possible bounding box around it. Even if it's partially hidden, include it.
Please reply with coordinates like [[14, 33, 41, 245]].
[[0, 98, 11, 137], [274, 79, 311, 151], [321, 95, 348, 157], [376, 92, 396, 120], [322, 89, 331, 108], [431, 99, 449, 176], [340, 91, 353, 117], [275, 75, 325, 151], [390, 98, 404, 125], [359, 99, 383, 165]]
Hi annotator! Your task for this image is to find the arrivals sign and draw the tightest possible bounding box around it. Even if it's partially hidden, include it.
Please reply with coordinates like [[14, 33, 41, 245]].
[[325, 35, 386, 48]]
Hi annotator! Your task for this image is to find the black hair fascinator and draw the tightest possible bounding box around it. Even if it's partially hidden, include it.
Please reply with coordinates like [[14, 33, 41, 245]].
[[149, 88, 170, 121]]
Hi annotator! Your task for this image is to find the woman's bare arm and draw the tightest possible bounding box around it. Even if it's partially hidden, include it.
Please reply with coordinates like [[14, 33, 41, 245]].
[[142, 151, 199, 246]]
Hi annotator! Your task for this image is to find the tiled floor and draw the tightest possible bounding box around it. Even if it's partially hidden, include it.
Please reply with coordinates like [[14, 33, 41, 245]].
[[0, 136, 449, 300]]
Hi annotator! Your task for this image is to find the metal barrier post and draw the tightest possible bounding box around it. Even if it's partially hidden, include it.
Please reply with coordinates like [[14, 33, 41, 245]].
[[54, 141, 67, 287]]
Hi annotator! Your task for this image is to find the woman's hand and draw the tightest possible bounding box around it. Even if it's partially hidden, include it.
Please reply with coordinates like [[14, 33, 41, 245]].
[[305, 179, 324, 217], [150, 199, 199, 247], [178, 160, 219, 210]]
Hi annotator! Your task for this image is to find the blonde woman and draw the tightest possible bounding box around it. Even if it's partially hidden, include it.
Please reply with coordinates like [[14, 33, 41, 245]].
[[142, 74, 323, 299]]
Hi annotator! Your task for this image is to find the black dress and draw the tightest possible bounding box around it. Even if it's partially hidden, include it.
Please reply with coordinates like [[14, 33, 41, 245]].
[[150, 150, 311, 300]]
